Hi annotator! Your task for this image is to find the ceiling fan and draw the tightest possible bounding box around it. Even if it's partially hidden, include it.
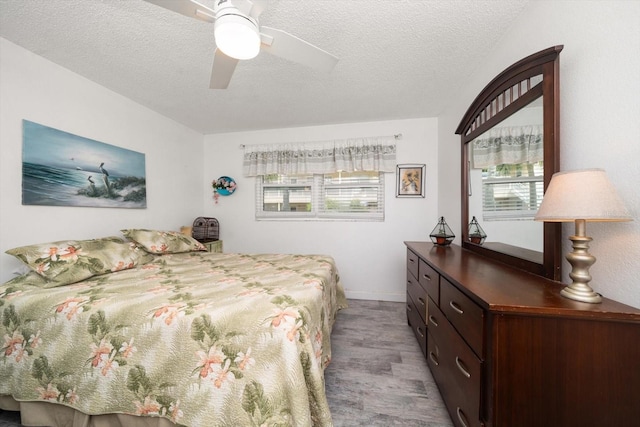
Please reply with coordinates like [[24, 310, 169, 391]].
[[144, 0, 339, 89]]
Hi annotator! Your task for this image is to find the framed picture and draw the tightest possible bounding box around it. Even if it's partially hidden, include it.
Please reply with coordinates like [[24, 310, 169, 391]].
[[22, 120, 147, 208], [396, 164, 425, 198]]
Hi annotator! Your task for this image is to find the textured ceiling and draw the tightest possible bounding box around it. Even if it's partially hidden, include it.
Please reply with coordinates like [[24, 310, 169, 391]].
[[0, 0, 530, 134]]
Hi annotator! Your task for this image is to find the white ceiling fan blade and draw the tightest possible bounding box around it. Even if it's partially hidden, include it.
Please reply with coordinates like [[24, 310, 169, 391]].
[[210, 49, 239, 89], [143, 0, 216, 23], [260, 26, 339, 73]]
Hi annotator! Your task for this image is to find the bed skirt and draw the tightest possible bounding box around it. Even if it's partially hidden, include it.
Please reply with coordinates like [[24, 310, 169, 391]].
[[0, 396, 177, 427]]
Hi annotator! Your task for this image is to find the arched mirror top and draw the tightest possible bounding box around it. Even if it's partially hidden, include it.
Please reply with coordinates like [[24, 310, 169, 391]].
[[456, 46, 563, 280]]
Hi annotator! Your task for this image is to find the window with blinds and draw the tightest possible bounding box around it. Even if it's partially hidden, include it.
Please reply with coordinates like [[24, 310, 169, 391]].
[[256, 171, 384, 220], [482, 162, 543, 220]]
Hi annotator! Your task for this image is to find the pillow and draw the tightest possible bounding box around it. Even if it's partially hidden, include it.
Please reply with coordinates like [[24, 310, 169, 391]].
[[121, 228, 206, 254], [2, 270, 51, 288], [5, 236, 154, 287]]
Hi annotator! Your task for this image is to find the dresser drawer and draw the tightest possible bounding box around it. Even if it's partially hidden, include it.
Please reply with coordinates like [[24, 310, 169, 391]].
[[407, 249, 419, 281], [428, 298, 482, 427], [426, 297, 446, 345], [440, 277, 484, 357], [447, 323, 482, 427], [407, 293, 427, 357], [426, 330, 455, 410], [426, 330, 442, 374], [408, 270, 428, 322], [419, 259, 440, 304]]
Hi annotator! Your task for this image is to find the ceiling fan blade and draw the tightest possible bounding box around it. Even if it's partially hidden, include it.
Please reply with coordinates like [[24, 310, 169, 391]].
[[143, 0, 215, 23], [210, 49, 239, 89], [260, 26, 339, 73]]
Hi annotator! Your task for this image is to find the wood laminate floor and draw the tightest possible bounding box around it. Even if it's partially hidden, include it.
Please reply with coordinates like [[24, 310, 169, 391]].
[[0, 299, 452, 427], [325, 299, 452, 426]]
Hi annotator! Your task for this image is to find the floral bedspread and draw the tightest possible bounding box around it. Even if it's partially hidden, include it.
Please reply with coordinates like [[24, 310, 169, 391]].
[[0, 252, 347, 426]]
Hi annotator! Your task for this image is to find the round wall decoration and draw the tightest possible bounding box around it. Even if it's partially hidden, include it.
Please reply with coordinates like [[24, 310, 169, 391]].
[[214, 176, 237, 196]]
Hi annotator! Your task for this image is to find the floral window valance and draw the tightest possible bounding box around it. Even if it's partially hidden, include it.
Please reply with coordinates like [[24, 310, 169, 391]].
[[471, 125, 543, 169], [242, 136, 397, 176]]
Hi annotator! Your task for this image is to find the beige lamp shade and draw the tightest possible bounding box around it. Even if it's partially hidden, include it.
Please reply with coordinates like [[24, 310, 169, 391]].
[[535, 169, 632, 222]]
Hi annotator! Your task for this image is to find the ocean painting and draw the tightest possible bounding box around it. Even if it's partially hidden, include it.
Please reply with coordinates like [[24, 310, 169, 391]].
[[22, 120, 146, 208]]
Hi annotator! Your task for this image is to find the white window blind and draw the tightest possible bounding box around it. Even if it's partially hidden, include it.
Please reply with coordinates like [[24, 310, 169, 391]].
[[319, 171, 384, 219], [256, 171, 384, 221], [482, 162, 543, 221]]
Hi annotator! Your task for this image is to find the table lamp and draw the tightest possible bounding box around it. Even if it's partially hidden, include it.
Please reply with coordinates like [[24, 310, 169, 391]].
[[534, 169, 632, 303]]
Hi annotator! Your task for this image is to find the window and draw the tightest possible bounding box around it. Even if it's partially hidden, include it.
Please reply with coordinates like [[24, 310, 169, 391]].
[[482, 161, 543, 221], [260, 174, 314, 216], [256, 171, 384, 220]]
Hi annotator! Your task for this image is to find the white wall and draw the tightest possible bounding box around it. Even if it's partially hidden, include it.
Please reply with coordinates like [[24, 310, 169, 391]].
[[438, 1, 640, 308], [0, 38, 204, 281], [202, 119, 438, 301]]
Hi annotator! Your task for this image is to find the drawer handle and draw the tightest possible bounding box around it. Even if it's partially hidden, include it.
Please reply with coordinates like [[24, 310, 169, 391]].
[[406, 304, 412, 312], [428, 315, 439, 327], [428, 351, 439, 366], [409, 258, 416, 264], [449, 300, 464, 315], [422, 273, 431, 281], [416, 327, 425, 338], [456, 407, 470, 427], [418, 297, 426, 307], [455, 356, 471, 378]]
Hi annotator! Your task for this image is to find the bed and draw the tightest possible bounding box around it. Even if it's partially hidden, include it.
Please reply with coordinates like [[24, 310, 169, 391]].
[[0, 230, 347, 427]]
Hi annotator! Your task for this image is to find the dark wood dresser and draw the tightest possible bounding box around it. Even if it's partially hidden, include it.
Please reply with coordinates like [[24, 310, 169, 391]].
[[405, 241, 640, 427]]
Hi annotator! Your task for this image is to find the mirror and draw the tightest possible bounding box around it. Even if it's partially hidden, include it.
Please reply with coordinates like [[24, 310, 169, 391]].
[[467, 97, 543, 252], [456, 46, 563, 280]]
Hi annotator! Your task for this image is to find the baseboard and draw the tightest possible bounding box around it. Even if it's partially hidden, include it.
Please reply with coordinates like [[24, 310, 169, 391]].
[[343, 290, 405, 303]]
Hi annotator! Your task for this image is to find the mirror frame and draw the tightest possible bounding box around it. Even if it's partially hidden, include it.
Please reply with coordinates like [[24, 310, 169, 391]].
[[456, 46, 563, 281]]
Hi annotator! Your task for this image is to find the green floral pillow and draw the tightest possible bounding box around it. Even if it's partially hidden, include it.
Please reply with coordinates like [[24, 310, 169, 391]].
[[2, 271, 50, 288], [121, 228, 206, 254], [5, 236, 154, 287]]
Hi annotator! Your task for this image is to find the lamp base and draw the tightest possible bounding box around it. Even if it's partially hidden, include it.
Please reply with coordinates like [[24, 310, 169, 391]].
[[560, 285, 602, 304], [562, 219, 602, 304]]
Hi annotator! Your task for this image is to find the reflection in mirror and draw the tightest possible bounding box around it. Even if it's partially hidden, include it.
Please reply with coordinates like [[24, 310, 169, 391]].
[[467, 97, 544, 253], [456, 46, 563, 280]]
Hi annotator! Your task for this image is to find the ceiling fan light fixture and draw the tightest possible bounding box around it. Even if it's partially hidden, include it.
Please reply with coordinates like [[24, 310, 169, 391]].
[[214, 13, 260, 60]]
